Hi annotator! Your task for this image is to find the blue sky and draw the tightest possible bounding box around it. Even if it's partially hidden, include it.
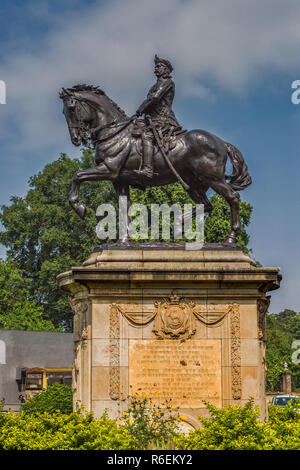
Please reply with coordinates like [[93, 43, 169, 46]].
[[0, 0, 300, 313]]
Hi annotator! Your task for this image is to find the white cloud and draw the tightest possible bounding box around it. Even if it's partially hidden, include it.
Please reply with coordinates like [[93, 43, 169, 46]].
[[0, 0, 300, 312], [1, 0, 300, 151]]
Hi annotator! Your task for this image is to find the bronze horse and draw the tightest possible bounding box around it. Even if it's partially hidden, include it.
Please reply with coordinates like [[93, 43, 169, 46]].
[[60, 85, 251, 244]]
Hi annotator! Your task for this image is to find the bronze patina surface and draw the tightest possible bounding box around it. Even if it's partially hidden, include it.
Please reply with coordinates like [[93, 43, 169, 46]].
[[60, 55, 252, 244]]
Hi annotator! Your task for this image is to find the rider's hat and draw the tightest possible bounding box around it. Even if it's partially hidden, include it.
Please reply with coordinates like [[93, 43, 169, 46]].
[[154, 54, 173, 73]]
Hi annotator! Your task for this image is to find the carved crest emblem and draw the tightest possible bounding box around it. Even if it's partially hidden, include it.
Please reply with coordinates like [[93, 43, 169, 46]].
[[152, 293, 196, 340]]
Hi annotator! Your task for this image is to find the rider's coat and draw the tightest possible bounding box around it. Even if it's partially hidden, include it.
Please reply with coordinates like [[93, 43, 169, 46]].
[[137, 76, 180, 130]]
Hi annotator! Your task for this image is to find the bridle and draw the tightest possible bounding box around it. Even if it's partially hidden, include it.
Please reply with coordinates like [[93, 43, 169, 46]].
[[64, 92, 136, 147]]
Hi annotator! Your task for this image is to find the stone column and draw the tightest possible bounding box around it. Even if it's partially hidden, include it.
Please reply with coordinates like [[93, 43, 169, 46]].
[[57, 244, 281, 426], [282, 373, 292, 394]]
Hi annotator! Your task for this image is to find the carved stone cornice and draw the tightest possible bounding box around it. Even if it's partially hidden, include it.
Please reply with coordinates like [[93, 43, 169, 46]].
[[257, 296, 270, 341]]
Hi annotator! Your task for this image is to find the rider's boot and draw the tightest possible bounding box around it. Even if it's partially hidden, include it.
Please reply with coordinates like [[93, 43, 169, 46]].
[[134, 139, 153, 178]]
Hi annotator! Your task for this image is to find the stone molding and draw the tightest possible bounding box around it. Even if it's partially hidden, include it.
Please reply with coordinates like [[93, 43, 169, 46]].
[[230, 303, 241, 400], [68, 298, 90, 348], [109, 303, 121, 400], [257, 296, 271, 341], [111, 296, 232, 340]]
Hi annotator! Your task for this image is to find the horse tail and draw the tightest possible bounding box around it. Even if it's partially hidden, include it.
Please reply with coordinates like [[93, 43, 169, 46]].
[[225, 142, 252, 191]]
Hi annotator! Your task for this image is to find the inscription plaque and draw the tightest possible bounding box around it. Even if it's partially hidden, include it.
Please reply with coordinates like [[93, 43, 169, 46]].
[[129, 339, 222, 407]]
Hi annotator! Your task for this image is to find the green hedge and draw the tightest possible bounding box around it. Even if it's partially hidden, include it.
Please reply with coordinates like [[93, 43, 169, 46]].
[[0, 411, 133, 450], [0, 399, 299, 450], [176, 400, 300, 450]]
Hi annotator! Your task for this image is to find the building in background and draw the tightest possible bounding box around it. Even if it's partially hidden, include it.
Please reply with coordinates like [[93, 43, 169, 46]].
[[0, 330, 73, 409]]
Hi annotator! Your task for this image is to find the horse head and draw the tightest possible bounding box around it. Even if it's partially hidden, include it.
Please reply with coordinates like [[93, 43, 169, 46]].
[[60, 84, 128, 147]]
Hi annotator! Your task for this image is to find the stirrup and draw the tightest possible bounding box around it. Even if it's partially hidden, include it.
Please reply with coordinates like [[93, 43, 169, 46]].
[[134, 167, 153, 178]]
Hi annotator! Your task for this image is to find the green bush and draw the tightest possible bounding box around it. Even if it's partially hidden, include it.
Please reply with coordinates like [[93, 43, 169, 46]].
[[176, 400, 300, 450], [0, 398, 300, 450], [176, 400, 266, 450], [263, 402, 300, 450], [0, 411, 133, 450], [120, 394, 182, 449], [21, 383, 73, 415]]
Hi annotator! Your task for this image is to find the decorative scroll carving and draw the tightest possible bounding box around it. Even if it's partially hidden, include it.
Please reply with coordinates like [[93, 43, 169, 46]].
[[68, 298, 90, 407], [257, 296, 270, 341], [230, 303, 241, 400], [111, 303, 156, 326], [153, 293, 196, 340], [112, 295, 231, 342], [72, 350, 79, 395], [192, 304, 232, 326], [69, 298, 89, 347], [109, 304, 120, 400]]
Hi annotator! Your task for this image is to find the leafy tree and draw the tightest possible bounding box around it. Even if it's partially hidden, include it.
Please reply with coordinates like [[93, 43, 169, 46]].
[[130, 186, 252, 251], [0, 259, 57, 331], [266, 309, 300, 392], [0, 149, 252, 330], [0, 150, 117, 330], [21, 383, 73, 415]]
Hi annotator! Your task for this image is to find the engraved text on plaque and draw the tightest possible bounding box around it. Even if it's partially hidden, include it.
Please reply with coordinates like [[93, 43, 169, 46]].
[[129, 339, 222, 407]]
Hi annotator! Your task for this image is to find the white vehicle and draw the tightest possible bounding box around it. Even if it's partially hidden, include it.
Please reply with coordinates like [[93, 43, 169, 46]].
[[271, 394, 300, 407]]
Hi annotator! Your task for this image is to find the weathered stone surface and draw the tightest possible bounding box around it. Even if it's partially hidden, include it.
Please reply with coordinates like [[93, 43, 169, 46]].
[[57, 246, 281, 425], [129, 339, 222, 407]]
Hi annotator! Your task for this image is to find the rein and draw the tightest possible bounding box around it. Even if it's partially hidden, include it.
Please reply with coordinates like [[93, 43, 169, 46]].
[[67, 94, 135, 146]]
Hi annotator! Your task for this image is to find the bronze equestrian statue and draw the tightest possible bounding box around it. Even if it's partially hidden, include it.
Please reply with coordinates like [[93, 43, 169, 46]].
[[60, 55, 252, 244], [134, 55, 182, 179]]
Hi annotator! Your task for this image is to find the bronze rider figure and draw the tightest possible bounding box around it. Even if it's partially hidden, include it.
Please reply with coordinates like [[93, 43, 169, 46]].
[[134, 55, 181, 178]]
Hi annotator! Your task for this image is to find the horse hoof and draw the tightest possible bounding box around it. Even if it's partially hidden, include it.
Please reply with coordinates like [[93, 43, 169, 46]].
[[77, 204, 86, 219], [69, 201, 86, 219]]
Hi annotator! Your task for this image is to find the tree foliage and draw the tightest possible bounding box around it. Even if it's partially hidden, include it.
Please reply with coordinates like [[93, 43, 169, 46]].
[[21, 383, 73, 415], [0, 150, 117, 330], [266, 309, 300, 392], [130, 186, 252, 250], [0, 149, 252, 330], [0, 259, 57, 331]]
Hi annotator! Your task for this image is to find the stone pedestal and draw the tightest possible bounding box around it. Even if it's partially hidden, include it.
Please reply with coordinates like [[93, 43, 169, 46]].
[[57, 245, 281, 427]]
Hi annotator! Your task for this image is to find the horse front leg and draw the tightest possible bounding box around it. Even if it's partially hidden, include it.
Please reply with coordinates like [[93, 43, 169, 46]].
[[69, 165, 111, 219]]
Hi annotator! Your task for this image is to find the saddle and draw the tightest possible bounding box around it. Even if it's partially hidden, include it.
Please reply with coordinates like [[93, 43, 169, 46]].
[[132, 121, 186, 156]]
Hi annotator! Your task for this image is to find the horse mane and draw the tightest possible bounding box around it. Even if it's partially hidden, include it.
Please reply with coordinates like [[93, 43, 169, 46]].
[[68, 84, 128, 119]]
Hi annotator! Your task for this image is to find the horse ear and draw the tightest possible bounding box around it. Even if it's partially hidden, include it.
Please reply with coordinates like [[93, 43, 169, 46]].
[[60, 88, 70, 99]]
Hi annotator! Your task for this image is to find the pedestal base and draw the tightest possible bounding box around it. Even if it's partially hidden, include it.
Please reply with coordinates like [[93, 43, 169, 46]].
[[57, 245, 281, 427]]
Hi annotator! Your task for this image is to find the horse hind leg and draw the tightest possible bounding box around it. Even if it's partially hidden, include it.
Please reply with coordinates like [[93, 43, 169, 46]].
[[188, 185, 212, 214], [209, 180, 241, 244]]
